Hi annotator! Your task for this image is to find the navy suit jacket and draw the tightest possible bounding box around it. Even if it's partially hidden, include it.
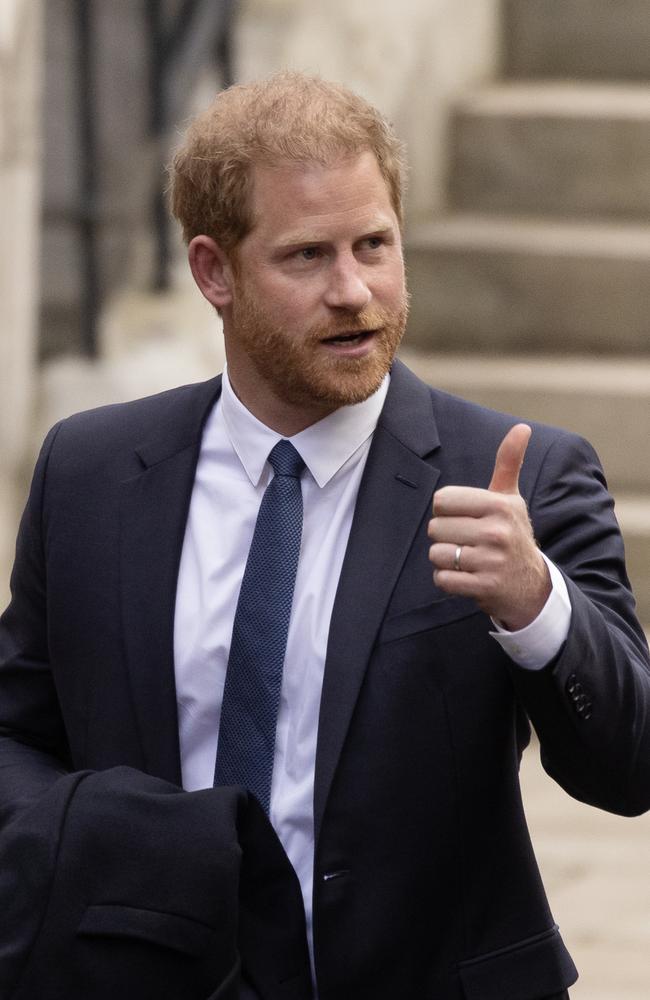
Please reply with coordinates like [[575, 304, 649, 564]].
[[1, 359, 649, 999]]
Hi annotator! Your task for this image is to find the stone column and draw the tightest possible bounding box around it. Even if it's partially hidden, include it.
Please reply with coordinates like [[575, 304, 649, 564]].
[[0, 0, 42, 604]]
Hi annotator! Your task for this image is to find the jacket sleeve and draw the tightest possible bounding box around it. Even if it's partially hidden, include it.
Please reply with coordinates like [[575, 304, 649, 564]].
[[511, 429, 650, 817], [0, 428, 311, 1000]]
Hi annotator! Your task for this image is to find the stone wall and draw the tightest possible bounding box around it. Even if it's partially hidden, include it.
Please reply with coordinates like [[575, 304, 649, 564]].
[[0, 0, 42, 605]]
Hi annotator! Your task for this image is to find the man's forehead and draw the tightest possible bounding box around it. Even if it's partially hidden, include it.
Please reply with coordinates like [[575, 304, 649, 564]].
[[250, 150, 386, 195], [247, 152, 395, 234]]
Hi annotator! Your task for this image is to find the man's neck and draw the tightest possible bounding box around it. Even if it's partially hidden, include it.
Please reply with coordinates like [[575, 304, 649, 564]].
[[226, 370, 337, 437]]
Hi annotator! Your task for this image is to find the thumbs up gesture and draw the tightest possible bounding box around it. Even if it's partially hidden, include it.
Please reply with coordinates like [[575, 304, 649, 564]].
[[428, 424, 551, 631]]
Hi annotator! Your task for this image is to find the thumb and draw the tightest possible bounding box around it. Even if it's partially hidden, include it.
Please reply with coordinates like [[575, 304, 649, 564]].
[[488, 423, 532, 494]]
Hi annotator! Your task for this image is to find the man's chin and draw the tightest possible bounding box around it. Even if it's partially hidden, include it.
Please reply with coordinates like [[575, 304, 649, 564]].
[[315, 378, 387, 409], [320, 339, 402, 405], [289, 360, 393, 410]]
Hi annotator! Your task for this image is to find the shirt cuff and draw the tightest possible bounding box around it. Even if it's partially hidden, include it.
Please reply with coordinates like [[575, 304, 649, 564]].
[[489, 554, 571, 670]]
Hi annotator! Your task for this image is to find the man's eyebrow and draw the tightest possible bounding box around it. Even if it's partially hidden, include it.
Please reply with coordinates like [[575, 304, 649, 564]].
[[275, 219, 396, 248]]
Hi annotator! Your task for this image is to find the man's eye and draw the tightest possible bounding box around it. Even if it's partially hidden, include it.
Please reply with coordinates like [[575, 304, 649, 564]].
[[300, 247, 320, 261], [365, 237, 383, 250]]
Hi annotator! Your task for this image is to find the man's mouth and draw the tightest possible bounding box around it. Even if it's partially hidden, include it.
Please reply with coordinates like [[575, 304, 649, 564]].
[[322, 329, 377, 346]]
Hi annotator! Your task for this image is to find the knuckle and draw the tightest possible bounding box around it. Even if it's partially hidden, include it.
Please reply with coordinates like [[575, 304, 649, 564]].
[[435, 568, 452, 590], [484, 522, 509, 548], [488, 549, 509, 573], [490, 492, 509, 514], [474, 570, 496, 595]]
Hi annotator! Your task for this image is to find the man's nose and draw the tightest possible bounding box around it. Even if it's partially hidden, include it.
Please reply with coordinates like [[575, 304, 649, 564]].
[[323, 255, 372, 311]]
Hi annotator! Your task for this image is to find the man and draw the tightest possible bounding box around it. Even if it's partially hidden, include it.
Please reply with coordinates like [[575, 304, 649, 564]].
[[1, 72, 649, 1000]]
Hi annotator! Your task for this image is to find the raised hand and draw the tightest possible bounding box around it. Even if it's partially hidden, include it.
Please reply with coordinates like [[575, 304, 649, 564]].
[[427, 424, 551, 631]]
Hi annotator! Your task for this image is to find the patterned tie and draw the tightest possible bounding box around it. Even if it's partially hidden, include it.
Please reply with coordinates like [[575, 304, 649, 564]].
[[214, 439, 305, 813]]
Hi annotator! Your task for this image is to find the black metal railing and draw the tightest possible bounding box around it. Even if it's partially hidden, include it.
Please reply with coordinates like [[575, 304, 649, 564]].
[[146, 0, 237, 292], [73, 0, 236, 356]]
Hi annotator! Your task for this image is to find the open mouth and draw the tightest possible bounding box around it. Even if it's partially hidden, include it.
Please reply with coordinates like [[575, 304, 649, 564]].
[[322, 329, 376, 346]]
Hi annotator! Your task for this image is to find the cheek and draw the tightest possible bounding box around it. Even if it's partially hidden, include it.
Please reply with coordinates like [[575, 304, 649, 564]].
[[267, 284, 322, 325], [374, 260, 406, 301]]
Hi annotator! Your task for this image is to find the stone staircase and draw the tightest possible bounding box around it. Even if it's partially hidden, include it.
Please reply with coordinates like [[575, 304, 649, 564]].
[[504, 0, 650, 81], [403, 0, 650, 625]]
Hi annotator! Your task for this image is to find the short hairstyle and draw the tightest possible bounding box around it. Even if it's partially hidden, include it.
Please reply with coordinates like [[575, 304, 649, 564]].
[[169, 71, 407, 254]]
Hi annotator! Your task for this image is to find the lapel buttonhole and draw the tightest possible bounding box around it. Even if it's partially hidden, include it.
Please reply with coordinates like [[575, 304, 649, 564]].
[[395, 473, 418, 489]]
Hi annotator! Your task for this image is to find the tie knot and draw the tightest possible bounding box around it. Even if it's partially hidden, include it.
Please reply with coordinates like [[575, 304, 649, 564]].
[[268, 439, 305, 479]]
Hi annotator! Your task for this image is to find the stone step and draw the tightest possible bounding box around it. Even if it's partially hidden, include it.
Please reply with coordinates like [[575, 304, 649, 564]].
[[404, 214, 650, 354], [504, 0, 650, 81], [399, 349, 650, 622], [450, 84, 650, 219], [398, 350, 650, 493]]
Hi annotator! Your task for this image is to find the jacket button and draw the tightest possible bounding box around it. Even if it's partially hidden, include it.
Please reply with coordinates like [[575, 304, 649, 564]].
[[566, 673, 578, 694]]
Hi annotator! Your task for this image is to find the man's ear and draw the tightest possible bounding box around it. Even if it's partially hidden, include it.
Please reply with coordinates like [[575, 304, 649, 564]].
[[188, 235, 235, 310]]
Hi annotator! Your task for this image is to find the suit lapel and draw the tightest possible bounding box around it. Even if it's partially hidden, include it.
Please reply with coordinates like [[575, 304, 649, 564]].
[[314, 362, 441, 837], [117, 363, 440, 806], [119, 377, 222, 784]]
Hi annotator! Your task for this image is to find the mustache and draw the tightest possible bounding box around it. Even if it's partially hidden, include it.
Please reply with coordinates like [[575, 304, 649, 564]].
[[309, 307, 403, 342]]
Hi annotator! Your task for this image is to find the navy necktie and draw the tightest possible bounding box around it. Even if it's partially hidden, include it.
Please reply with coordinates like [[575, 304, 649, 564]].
[[214, 439, 305, 813]]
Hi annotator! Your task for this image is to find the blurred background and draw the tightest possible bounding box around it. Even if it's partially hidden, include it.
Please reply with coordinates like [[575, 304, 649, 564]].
[[1, 1, 649, 994]]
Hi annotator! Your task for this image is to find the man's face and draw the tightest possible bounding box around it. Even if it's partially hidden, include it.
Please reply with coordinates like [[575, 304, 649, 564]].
[[223, 150, 408, 432]]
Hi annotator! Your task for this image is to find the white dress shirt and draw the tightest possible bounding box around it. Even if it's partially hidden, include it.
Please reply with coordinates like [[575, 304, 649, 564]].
[[174, 368, 389, 946], [173, 367, 571, 954]]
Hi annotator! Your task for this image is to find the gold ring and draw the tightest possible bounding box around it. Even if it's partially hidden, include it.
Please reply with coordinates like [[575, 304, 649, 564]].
[[453, 545, 463, 572]]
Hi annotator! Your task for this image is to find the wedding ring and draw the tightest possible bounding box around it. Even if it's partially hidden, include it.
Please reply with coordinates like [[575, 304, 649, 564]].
[[453, 545, 463, 572]]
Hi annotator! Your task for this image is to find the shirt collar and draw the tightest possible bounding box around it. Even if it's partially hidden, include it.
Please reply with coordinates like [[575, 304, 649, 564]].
[[220, 366, 389, 488]]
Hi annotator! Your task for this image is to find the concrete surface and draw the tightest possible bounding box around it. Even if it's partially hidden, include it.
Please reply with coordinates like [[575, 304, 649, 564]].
[[405, 215, 650, 353], [521, 739, 650, 999], [504, 0, 650, 81], [450, 84, 650, 219]]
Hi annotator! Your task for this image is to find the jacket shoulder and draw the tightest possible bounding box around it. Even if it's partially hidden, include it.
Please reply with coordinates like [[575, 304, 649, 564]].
[[41, 376, 222, 476]]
